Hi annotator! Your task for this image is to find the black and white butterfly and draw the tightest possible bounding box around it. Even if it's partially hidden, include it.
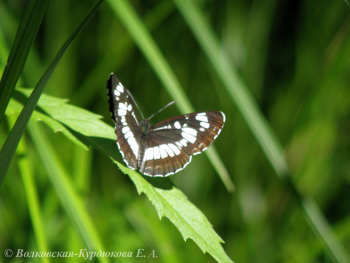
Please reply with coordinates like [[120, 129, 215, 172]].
[[107, 73, 225, 177]]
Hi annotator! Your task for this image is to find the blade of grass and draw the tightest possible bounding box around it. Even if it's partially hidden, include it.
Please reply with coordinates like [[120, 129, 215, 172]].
[[174, 0, 288, 178], [0, 0, 50, 124], [173, 0, 350, 262], [72, 0, 176, 107], [8, 115, 49, 263], [27, 121, 109, 263], [302, 197, 350, 263], [0, 0, 104, 189], [107, 0, 235, 192]]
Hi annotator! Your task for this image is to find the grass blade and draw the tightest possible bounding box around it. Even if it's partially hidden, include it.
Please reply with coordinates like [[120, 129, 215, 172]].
[[302, 198, 350, 263], [174, 0, 288, 178], [173, 0, 350, 261], [0, 0, 104, 189], [0, 0, 50, 123], [27, 121, 109, 263], [7, 115, 49, 263]]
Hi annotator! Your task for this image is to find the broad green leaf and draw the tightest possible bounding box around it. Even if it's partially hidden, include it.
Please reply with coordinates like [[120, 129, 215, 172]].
[[14, 88, 113, 141], [7, 96, 88, 150], [117, 163, 234, 263]]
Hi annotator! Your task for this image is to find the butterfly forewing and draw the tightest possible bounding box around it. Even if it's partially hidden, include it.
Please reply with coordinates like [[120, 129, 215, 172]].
[[107, 74, 141, 169], [140, 111, 225, 177]]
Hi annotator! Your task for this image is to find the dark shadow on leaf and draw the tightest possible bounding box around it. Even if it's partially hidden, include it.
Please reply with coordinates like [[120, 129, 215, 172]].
[[144, 176, 174, 190]]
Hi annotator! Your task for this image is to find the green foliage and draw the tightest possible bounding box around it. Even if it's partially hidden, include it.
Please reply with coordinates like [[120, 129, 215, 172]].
[[0, 0, 49, 123], [0, 0, 104, 187], [1, 0, 350, 262], [119, 163, 232, 263], [8, 86, 232, 262]]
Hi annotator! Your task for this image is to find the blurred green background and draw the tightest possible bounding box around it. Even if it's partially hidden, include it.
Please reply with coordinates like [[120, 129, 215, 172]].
[[1, 0, 350, 262]]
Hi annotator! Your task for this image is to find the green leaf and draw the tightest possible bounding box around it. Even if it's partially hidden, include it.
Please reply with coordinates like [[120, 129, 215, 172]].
[[117, 163, 234, 263], [8, 94, 88, 150], [14, 88, 114, 141], [7, 88, 118, 160]]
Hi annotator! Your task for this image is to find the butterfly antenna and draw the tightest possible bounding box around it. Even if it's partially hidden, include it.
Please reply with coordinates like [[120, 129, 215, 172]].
[[148, 101, 176, 120], [127, 90, 144, 119]]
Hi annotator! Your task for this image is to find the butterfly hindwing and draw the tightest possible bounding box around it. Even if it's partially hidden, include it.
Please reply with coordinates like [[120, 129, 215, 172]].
[[107, 73, 141, 169], [139, 111, 225, 176], [140, 131, 192, 177]]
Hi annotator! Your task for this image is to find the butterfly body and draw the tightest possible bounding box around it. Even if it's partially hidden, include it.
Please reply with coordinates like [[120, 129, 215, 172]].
[[139, 120, 150, 136], [107, 73, 225, 177]]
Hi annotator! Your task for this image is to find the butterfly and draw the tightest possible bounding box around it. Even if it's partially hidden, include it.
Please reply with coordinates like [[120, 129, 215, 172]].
[[107, 73, 225, 177]]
